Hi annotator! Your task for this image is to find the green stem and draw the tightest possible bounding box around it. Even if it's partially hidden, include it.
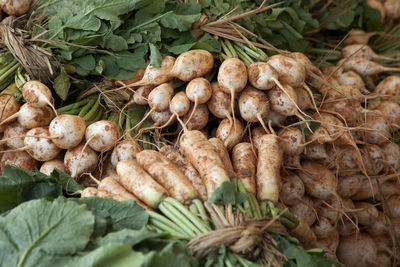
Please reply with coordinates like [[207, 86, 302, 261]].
[[260, 201, 267, 217], [87, 109, 103, 125], [0, 63, 19, 83], [234, 46, 254, 66], [224, 39, 238, 58], [220, 39, 233, 58], [159, 202, 198, 237], [148, 211, 188, 237], [149, 218, 188, 239], [249, 194, 262, 219], [234, 42, 261, 61], [78, 98, 96, 117], [129, 11, 173, 32], [163, 198, 211, 233], [0, 60, 17, 77], [279, 217, 296, 230], [189, 203, 198, 216], [82, 97, 100, 121], [57, 99, 90, 113], [192, 199, 210, 227]]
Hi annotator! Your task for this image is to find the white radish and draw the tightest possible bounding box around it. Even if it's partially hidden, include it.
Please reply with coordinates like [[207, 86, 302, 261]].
[[247, 62, 278, 90], [171, 50, 214, 82], [0, 0, 31, 16], [3, 121, 27, 149], [0, 103, 54, 129], [132, 85, 153, 105], [337, 57, 400, 75], [382, 142, 400, 171], [337, 174, 363, 198], [302, 142, 329, 161], [384, 0, 400, 19], [0, 94, 20, 129], [341, 44, 399, 62], [218, 57, 248, 122], [387, 195, 400, 219], [337, 233, 378, 267], [280, 172, 305, 206], [337, 71, 367, 93], [22, 81, 57, 115], [267, 55, 306, 88], [231, 142, 257, 194], [85, 120, 120, 152], [185, 77, 212, 125], [354, 202, 379, 226], [265, 110, 286, 127], [374, 75, 400, 99], [296, 87, 314, 111], [182, 103, 209, 131], [49, 115, 87, 149], [366, 212, 388, 236], [291, 52, 323, 76], [268, 84, 299, 117], [250, 126, 268, 152], [375, 101, 400, 131], [362, 111, 391, 145], [343, 29, 375, 45], [238, 86, 270, 131], [312, 217, 335, 240], [207, 82, 232, 120], [216, 118, 243, 150], [20, 127, 62, 161], [40, 159, 66, 176], [0, 151, 38, 174], [315, 196, 343, 224], [288, 196, 316, 226], [277, 127, 304, 156], [64, 143, 98, 178], [110, 139, 141, 167], [149, 109, 176, 128]]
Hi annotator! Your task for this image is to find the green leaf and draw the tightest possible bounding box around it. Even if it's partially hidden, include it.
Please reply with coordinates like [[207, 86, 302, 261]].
[[149, 43, 162, 68], [49, 169, 84, 193], [72, 55, 96, 71], [53, 69, 71, 100], [160, 2, 201, 31], [0, 198, 94, 267], [21, 182, 62, 200], [92, 228, 163, 248], [67, 243, 144, 267], [72, 197, 149, 231], [208, 181, 248, 205], [101, 34, 128, 51]]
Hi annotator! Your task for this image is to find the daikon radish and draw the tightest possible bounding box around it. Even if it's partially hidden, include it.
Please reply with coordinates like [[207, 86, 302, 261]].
[[209, 137, 236, 178], [231, 142, 257, 194]]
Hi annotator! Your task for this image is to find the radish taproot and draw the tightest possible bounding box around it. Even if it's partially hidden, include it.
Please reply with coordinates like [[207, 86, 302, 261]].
[[231, 142, 257, 194], [40, 159, 66, 176], [209, 137, 236, 178], [136, 150, 198, 204], [256, 134, 282, 203], [337, 57, 400, 75], [49, 114, 86, 149], [179, 130, 230, 198], [116, 159, 168, 208], [159, 145, 207, 202]]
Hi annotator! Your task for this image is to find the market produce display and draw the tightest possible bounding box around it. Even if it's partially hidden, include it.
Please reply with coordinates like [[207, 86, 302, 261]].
[[0, 0, 399, 266]]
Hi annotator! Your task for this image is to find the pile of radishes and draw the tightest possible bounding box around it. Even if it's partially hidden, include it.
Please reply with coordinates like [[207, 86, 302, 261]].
[[1, 46, 400, 266]]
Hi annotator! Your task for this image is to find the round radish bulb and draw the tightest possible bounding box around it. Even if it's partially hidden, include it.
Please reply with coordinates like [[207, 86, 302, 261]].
[[280, 172, 305, 205], [0, 0, 31, 16], [361, 145, 385, 176], [268, 84, 299, 117], [216, 118, 244, 150], [24, 127, 62, 161], [366, 212, 388, 236], [49, 115, 87, 149], [265, 110, 286, 127], [374, 75, 400, 99], [288, 196, 316, 226], [110, 139, 141, 167], [85, 120, 120, 152], [311, 217, 335, 240], [375, 252, 392, 267], [296, 87, 314, 111], [316, 229, 339, 256], [0, 151, 38, 174], [1, 103, 54, 129], [341, 44, 395, 61], [324, 85, 364, 102], [171, 50, 214, 81], [170, 91, 190, 117], [337, 174, 363, 198], [0, 94, 20, 131], [337, 215, 358, 237], [362, 111, 390, 145], [382, 142, 400, 171], [247, 62, 278, 90], [372, 235, 392, 254], [302, 142, 329, 161], [22, 81, 56, 114], [218, 58, 248, 121], [384, 0, 400, 19], [207, 82, 232, 119], [278, 127, 304, 155], [285, 154, 301, 169], [352, 178, 378, 201], [148, 83, 174, 112], [311, 112, 352, 145], [186, 77, 212, 105], [150, 109, 176, 127], [129, 56, 175, 87], [354, 202, 379, 226], [315, 196, 342, 224], [3, 121, 27, 149], [251, 126, 268, 151], [337, 71, 367, 93], [182, 103, 209, 130], [133, 85, 153, 105], [64, 143, 98, 178], [375, 101, 400, 131], [238, 85, 269, 125], [343, 29, 373, 45], [337, 233, 378, 267], [337, 57, 400, 76], [267, 55, 306, 87], [40, 159, 66, 176], [291, 52, 321, 75], [387, 195, 400, 219]]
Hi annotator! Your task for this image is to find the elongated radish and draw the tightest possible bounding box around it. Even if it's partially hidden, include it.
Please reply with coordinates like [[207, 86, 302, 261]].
[[289, 195, 316, 226], [64, 143, 98, 178], [40, 159, 66, 176], [131, 83, 174, 131], [132, 85, 153, 105], [337, 174, 363, 198], [101, 158, 119, 181], [3, 121, 27, 149], [374, 75, 400, 98], [311, 217, 335, 240], [136, 150, 198, 204], [267, 55, 306, 88], [238, 85, 269, 130], [341, 44, 399, 62], [98, 177, 150, 209], [116, 159, 168, 208], [297, 161, 338, 200], [207, 82, 232, 120], [250, 126, 268, 151], [85, 120, 120, 152], [354, 202, 379, 226], [343, 29, 376, 45], [159, 145, 207, 202], [231, 142, 257, 194], [125, 56, 175, 87], [0, 103, 53, 129], [256, 134, 282, 203], [216, 118, 243, 150], [337, 57, 400, 75], [110, 139, 141, 167], [337, 233, 378, 267], [209, 137, 236, 178], [280, 172, 305, 206], [80, 187, 99, 198], [277, 127, 304, 156], [182, 103, 209, 130], [171, 50, 214, 82], [22, 81, 57, 115], [247, 62, 278, 90], [218, 57, 248, 122], [179, 130, 230, 198], [49, 114, 86, 149], [0, 151, 38, 174]]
